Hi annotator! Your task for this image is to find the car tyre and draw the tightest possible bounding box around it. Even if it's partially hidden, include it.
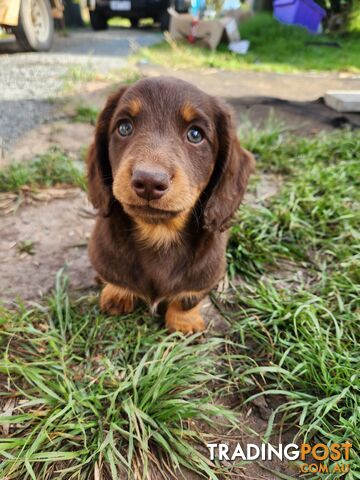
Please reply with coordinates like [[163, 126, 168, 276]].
[[14, 0, 54, 52], [130, 18, 139, 28], [159, 10, 170, 31], [90, 8, 108, 31]]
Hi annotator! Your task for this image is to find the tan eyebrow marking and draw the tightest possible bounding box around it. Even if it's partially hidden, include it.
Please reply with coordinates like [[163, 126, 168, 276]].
[[127, 97, 142, 116], [181, 102, 199, 123]]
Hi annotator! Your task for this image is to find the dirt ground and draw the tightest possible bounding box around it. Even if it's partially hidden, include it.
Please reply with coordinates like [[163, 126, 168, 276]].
[[0, 190, 95, 302], [139, 64, 360, 101]]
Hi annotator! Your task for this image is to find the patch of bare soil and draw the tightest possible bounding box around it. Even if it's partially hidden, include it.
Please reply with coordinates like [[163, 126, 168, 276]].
[[0, 121, 94, 167], [140, 64, 360, 101], [0, 189, 96, 303], [61, 80, 117, 115], [0, 81, 121, 167]]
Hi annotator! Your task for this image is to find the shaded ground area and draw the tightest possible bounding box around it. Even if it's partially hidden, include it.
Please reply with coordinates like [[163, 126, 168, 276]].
[[228, 97, 360, 134]]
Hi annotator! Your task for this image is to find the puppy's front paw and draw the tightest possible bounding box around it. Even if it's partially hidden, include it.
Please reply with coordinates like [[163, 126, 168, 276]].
[[165, 305, 206, 334], [99, 284, 134, 315]]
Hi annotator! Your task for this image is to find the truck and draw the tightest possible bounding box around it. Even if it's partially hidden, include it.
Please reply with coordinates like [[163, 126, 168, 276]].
[[87, 0, 189, 32], [0, 0, 63, 52]]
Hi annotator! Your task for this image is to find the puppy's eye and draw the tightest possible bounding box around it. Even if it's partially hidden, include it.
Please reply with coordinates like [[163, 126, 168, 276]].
[[187, 127, 203, 144], [118, 119, 134, 137]]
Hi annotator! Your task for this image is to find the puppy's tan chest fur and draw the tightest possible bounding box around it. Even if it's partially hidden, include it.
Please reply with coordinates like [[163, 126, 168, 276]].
[[134, 212, 189, 250]]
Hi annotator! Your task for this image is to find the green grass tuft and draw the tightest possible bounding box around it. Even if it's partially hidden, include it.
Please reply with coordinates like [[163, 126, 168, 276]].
[[73, 105, 99, 125], [0, 149, 86, 193], [62, 66, 99, 93], [0, 272, 235, 479]]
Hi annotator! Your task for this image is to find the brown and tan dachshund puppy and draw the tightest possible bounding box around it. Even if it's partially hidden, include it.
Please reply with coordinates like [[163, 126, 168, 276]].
[[87, 76, 254, 333]]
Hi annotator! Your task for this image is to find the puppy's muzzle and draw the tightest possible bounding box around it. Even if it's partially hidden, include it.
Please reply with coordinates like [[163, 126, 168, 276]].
[[131, 169, 170, 201]]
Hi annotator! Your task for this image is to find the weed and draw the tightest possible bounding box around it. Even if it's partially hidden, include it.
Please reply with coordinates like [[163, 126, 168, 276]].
[[74, 105, 99, 125], [16, 240, 35, 256], [62, 65, 99, 93], [0, 148, 86, 193]]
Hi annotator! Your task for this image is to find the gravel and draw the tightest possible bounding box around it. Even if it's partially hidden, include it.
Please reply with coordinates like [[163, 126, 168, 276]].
[[0, 28, 161, 155]]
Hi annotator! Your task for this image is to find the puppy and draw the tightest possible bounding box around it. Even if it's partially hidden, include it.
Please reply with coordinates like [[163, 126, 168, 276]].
[[87, 76, 254, 333]]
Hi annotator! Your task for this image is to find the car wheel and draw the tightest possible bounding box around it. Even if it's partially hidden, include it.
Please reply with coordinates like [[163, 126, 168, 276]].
[[130, 18, 139, 28], [90, 8, 108, 31], [14, 0, 54, 52], [159, 10, 170, 31]]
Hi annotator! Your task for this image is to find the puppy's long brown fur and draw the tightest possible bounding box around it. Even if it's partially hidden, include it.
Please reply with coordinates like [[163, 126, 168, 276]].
[[87, 76, 254, 333]]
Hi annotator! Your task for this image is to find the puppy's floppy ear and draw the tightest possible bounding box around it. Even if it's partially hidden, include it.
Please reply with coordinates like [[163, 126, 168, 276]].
[[202, 101, 255, 232], [87, 87, 127, 216]]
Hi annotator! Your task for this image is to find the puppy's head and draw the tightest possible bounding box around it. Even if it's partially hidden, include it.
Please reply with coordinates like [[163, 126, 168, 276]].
[[87, 76, 254, 232]]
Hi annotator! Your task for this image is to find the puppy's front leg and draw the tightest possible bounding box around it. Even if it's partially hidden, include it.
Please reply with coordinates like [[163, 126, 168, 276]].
[[165, 293, 207, 334], [100, 283, 135, 315]]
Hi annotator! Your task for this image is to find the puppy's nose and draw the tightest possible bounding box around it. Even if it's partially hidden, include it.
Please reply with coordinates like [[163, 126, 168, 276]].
[[131, 169, 170, 201]]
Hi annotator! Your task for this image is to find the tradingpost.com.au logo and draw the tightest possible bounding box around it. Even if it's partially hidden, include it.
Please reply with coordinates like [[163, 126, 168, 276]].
[[207, 442, 353, 474]]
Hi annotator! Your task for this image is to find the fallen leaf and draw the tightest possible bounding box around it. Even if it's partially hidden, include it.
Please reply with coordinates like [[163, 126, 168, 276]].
[[1, 398, 16, 436]]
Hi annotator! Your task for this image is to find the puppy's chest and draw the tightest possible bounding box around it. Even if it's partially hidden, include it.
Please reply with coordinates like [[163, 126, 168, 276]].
[[136, 247, 190, 299], [128, 232, 226, 302], [95, 220, 225, 302]]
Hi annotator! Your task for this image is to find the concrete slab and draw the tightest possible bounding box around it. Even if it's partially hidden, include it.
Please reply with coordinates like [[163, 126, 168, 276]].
[[325, 90, 360, 112]]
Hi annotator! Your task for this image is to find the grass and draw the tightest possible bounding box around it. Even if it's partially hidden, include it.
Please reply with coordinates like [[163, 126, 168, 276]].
[[16, 240, 36, 256], [108, 17, 155, 28], [222, 125, 360, 477], [0, 125, 359, 478], [0, 30, 11, 40], [0, 148, 86, 193], [228, 126, 360, 276], [62, 66, 100, 93], [0, 273, 235, 480], [138, 13, 360, 73], [73, 105, 99, 125], [61, 64, 142, 96]]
